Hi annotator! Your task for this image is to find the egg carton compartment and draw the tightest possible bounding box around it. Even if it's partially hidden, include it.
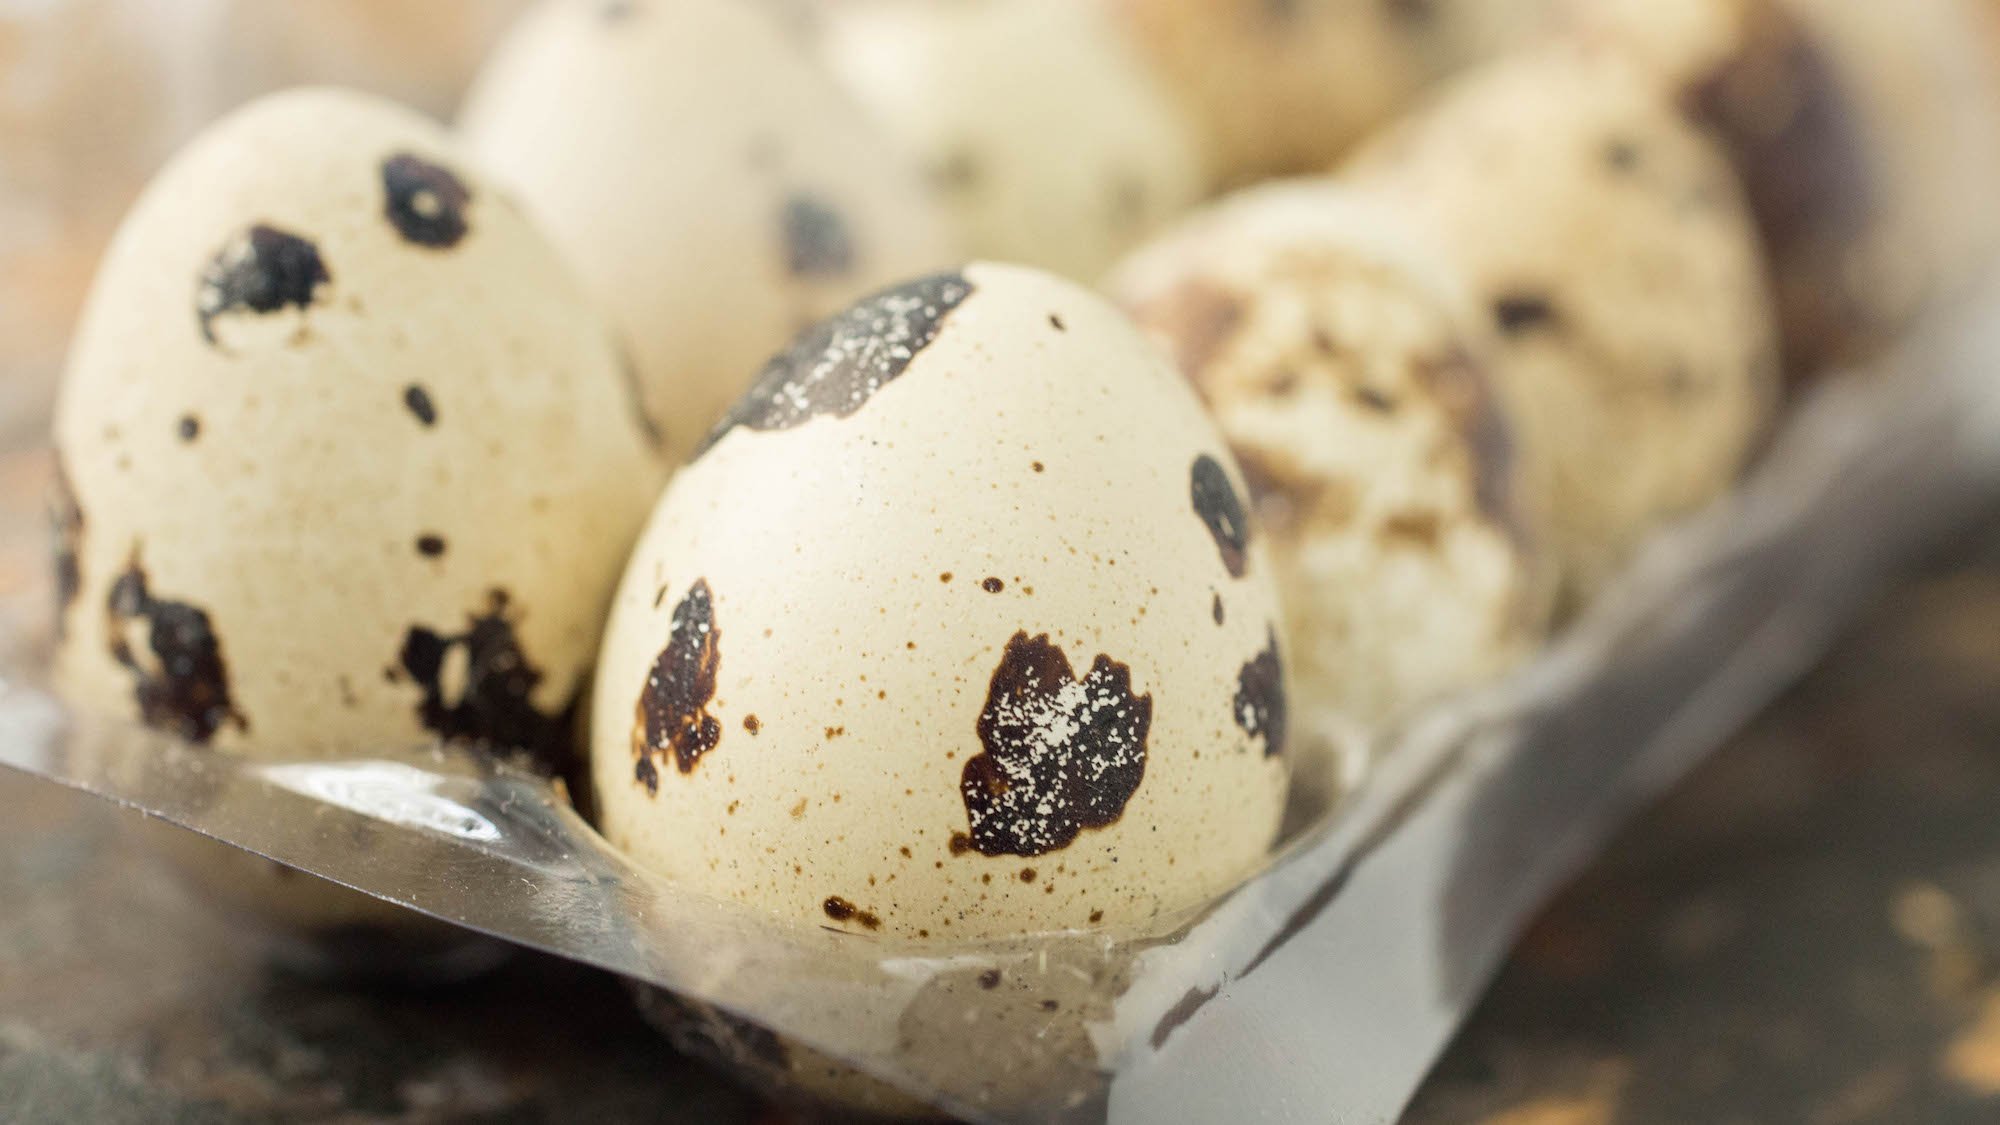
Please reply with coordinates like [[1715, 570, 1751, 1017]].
[[5, 269, 2000, 1121]]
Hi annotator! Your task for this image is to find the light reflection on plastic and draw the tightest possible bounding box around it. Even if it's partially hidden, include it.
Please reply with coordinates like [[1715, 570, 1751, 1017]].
[[258, 761, 503, 843]]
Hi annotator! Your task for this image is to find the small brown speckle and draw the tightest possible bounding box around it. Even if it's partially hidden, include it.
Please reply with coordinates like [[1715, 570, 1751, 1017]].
[[1040, 999, 1059, 1012], [949, 832, 973, 855], [1212, 592, 1225, 626], [177, 415, 201, 442], [744, 714, 761, 734], [1020, 867, 1037, 883], [822, 896, 880, 930], [982, 577, 1004, 593], [790, 797, 807, 819], [1089, 909, 1104, 923], [824, 725, 845, 739], [899, 846, 912, 858], [415, 534, 446, 558], [978, 969, 1002, 989], [940, 572, 954, 583], [1048, 314, 1066, 332], [1492, 292, 1560, 336], [1032, 461, 1045, 473]]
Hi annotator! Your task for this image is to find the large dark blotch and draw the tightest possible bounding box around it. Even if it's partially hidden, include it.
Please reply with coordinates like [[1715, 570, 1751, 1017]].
[[698, 272, 973, 455], [105, 553, 245, 744], [1190, 453, 1250, 579], [382, 153, 472, 249], [960, 632, 1152, 858], [1413, 347, 1525, 542], [196, 224, 330, 346], [781, 193, 856, 279], [397, 590, 574, 777], [1681, 0, 1876, 378], [632, 579, 721, 791], [49, 456, 82, 641], [1233, 628, 1287, 758]]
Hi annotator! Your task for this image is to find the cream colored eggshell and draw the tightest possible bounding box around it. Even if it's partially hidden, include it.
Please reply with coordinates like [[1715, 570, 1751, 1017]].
[[1547, 0, 2000, 376], [55, 87, 663, 760], [1111, 183, 1549, 773], [816, 0, 1203, 283], [1343, 47, 1779, 602], [592, 262, 1289, 942], [1103, 0, 1559, 187], [459, 0, 957, 466]]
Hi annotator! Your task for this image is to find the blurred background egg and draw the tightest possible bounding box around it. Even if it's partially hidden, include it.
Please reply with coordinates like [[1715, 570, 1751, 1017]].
[[812, 0, 1203, 282], [460, 0, 957, 465], [1113, 182, 1550, 791], [1343, 45, 1780, 603]]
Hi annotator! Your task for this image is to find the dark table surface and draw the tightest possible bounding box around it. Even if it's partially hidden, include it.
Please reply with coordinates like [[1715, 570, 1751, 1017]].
[[6, 523, 2000, 1124]]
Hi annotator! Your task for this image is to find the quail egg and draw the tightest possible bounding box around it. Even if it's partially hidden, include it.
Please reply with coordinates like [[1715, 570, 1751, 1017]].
[[814, 0, 1204, 282], [1344, 45, 1780, 602], [1111, 182, 1549, 786], [461, 0, 958, 464], [54, 86, 663, 772], [592, 262, 1290, 942]]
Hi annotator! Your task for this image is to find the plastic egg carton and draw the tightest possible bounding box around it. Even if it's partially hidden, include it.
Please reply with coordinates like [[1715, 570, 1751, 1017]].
[[5, 261, 2000, 1122]]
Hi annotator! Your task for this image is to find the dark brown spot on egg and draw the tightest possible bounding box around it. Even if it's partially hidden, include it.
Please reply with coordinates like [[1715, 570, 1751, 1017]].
[[415, 534, 447, 558], [1412, 348, 1522, 540], [397, 589, 575, 777], [1048, 314, 1066, 332], [382, 152, 472, 249], [1190, 454, 1250, 579], [1032, 461, 1045, 473], [743, 714, 761, 735], [1212, 592, 1224, 626], [50, 456, 82, 642], [822, 896, 880, 930], [1491, 292, 1560, 336], [403, 384, 437, 427], [1603, 136, 1642, 173], [177, 415, 200, 442], [1019, 867, 1037, 883], [196, 224, 329, 346], [781, 193, 855, 279], [1234, 629, 1287, 758], [932, 146, 981, 194], [105, 549, 246, 744], [981, 577, 1004, 593], [1381, 510, 1442, 550], [632, 579, 723, 787], [959, 632, 1152, 858], [1682, 0, 1876, 380], [699, 272, 973, 454]]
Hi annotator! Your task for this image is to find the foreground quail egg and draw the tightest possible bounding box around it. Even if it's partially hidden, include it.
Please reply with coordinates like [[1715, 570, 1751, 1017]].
[[461, 0, 956, 464], [1344, 45, 1779, 602], [1111, 182, 1549, 784], [1102, 0, 1553, 187], [814, 0, 1204, 282], [54, 87, 663, 770], [592, 262, 1290, 941], [1548, 0, 2000, 379]]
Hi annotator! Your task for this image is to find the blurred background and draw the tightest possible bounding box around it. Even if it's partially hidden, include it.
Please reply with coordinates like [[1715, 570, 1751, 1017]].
[[6, 2, 2000, 1123]]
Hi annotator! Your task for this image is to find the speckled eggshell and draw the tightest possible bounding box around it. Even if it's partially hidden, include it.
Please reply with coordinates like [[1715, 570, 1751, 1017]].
[[1343, 46, 1780, 602], [591, 262, 1291, 942], [460, 0, 957, 465], [1110, 183, 1550, 783], [1548, 0, 2000, 380], [815, 0, 1204, 283], [1102, 0, 1555, 187], [53, 88, 664, 769]]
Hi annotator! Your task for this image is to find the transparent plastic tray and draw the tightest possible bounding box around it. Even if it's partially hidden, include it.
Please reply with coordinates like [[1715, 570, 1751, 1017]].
[[5, 272, 2000, 1123]]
